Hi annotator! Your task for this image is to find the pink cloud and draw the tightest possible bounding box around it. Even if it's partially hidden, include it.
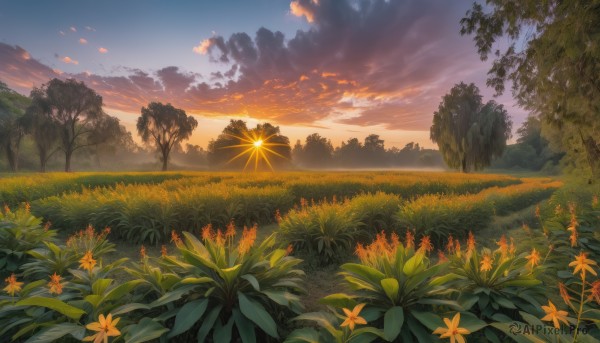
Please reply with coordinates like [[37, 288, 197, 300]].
[[192, 39, 211, 55], [61, 56, 78, 65], [79, 38, 88, 44], [70, 26, 77, 32], [98, 47, 108, 54]]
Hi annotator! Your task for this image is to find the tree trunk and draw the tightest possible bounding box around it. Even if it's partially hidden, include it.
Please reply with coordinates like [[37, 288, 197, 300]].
[[582, 135, 600, 182], [162, 156, 168, 171], [65, 149, 72, 172], [5, 143, 17, 172], [39, 153, 47, 173]]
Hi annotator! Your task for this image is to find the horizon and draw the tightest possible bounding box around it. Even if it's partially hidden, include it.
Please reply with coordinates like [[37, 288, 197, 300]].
[[0, 0, 527, 150]]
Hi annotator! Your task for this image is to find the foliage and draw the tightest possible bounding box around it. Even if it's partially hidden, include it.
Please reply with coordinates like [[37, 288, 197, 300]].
[[293, 133, 334, 168], [153, 228, 305, 342], [0, 205, 56, 278], [29, 78, 117, 172], [137, 102, 198, 171], [447, 233, 546, 341], [278, 200, 362, 265], [460, 0, 600, 180], [430, 82, 512, 172], [0, 81, 31, 172], [346, 192, 401, 235]]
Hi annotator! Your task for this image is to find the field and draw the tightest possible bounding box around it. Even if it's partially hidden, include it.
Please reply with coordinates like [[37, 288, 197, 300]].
[[1, 171, 599, 342]]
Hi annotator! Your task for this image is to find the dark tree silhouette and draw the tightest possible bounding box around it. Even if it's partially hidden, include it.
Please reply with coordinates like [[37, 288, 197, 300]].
[[0, 81, 30, 172], [137, 102, 198, 171]]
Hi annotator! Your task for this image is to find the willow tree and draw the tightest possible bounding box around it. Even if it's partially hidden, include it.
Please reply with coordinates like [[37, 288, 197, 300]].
[[430, 82, 512, 172], [137, 102, 198, 171], [460, 0, 600, 180]]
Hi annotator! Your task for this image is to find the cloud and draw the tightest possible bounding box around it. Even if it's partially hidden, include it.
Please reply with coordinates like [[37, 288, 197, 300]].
[[192, 39, 211, 55], [85, 26, 96, 32], [0, 1, 523, 132], [59, 31, 65, 36], [70, 26, 77, 32], [61, 56, 78, 65], [79, 38, 88, 44], [98, 47, 108, 54]]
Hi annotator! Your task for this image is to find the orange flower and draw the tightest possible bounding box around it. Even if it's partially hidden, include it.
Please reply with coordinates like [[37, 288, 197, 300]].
[[418, 235, 433, 254], [466, 231, 476, 253], [286, 244, 294, 256], [48, 273, 63, 295], [3, 273, 23, 296], [525, 248, 541, 269], [480, 254, 493, 272], [225, 220, 236, 239], [340, 303, 367, 331], [43, 221, 52, 232], [446, 235, 455, 254], [405, 230, 415, 250], [509, 237, 516, 256], [79, 251, 97, 272], [140, 245, 147, 259], [201, 224, 214, 241], [355, 243, 367, 261], [83, 313, 121, 343], [541, 300, 569, 329], [24, 202, 31, 213], [454, 240, 461, 256], [593, 195, 598, 207], [170, 230, 182, 246], [588, 280, 600, 305], [535, 205, 541, 219], [433, 313, 470, 343], [558, 282, 572, 307], [238, 225, 257, 255], [438, 250, 448, 263], [275, 209, 282, 223], [496, 235, 508, 257], [390, 232, 400, 249], [215, 229, 225, 247], [161, 245, 168, 257], [569, 252, 597, 278]]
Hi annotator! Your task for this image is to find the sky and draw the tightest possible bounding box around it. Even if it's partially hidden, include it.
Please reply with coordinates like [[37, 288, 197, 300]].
[[0, 0, 527, 150]]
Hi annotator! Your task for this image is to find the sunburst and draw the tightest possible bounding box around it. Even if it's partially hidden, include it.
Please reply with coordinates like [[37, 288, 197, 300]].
[[222, 130, 288, 171]]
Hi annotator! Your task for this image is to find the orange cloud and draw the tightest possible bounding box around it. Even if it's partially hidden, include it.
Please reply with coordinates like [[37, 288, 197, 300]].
[[79, 38, 88, 44], [192, 39, 211, 55], [98, 47, 108, 54], [61, 56, 78, 65]]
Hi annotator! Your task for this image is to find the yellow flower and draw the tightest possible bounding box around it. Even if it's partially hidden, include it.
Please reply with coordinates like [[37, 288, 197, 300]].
[[3, 273, 23, 296], [525, 248, 541, 269], [433, 312, 470, 343], [79, 251, 97, 272], [568, 252, 597, 278], [480, 254, 493, 272], [83, 313, 121, 343], [48, 273, 63, 295], [340, 303, 368, 331], [541, 300, 569, 329]]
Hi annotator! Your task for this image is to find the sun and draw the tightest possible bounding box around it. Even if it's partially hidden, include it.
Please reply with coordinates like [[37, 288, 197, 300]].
[[221, 130, 288, 171]]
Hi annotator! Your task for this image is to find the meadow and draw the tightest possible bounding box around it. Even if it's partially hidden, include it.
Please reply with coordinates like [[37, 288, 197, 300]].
[[1, 171, 599, 343]]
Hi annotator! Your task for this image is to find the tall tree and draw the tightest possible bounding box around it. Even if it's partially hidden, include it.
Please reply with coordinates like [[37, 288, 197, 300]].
[[363, 134, 386, 166], [29, 78, 105, 171], [430, 82, 512, 172], [86, 115, 136, 168], [460, 0, 600, 180], [297, 133, 333, 168], [137, 102, 198, 171], [334, 137, 364, 167], [0, 81, 30, 172]]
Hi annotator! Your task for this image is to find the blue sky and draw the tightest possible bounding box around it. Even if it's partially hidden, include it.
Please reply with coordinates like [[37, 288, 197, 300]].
[[0, 0, 526, 149]]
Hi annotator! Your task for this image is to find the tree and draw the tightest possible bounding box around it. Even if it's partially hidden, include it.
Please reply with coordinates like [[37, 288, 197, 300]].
[[297, 133, 333, 168], [137, 102, 198, 171], [363, 134, 386, 166], [29, 78, 107, 172], [0, 81, 30, 172], [86, 115, 136, 168], [460, 0, 600, 180], [207, 120, 291, 170], [430, 82, 512, 172], [22, 98, 60, 172], [334, 138, 364, 167]]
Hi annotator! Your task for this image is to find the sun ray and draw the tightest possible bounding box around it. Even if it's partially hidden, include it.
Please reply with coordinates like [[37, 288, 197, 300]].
[[221, 129, 290, 171]]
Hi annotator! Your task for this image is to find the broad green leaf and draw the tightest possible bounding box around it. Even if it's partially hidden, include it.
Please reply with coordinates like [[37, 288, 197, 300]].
[[269, 249, 287, 267], [402, 252, 425, 276], [91, 278, 113, 295], [380, 278, 399, 302], [341, 263, 385, 283], [105, 280, 144, 301], [16, 297, 85, 320], [319, 293, 356, 309], [124, 318, 169, 343], [233, 308, 256, 343], [111, 303, 150, 316], [284, 327, 321, 343], [241, 274, 260, 291], [196, 305, 223, 343], [383, 307, 404, 341], [24, 323, 85, 343], [213, 316, 234, 343], [238, 292, 279, 338], [168, 299, 209, 338]]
